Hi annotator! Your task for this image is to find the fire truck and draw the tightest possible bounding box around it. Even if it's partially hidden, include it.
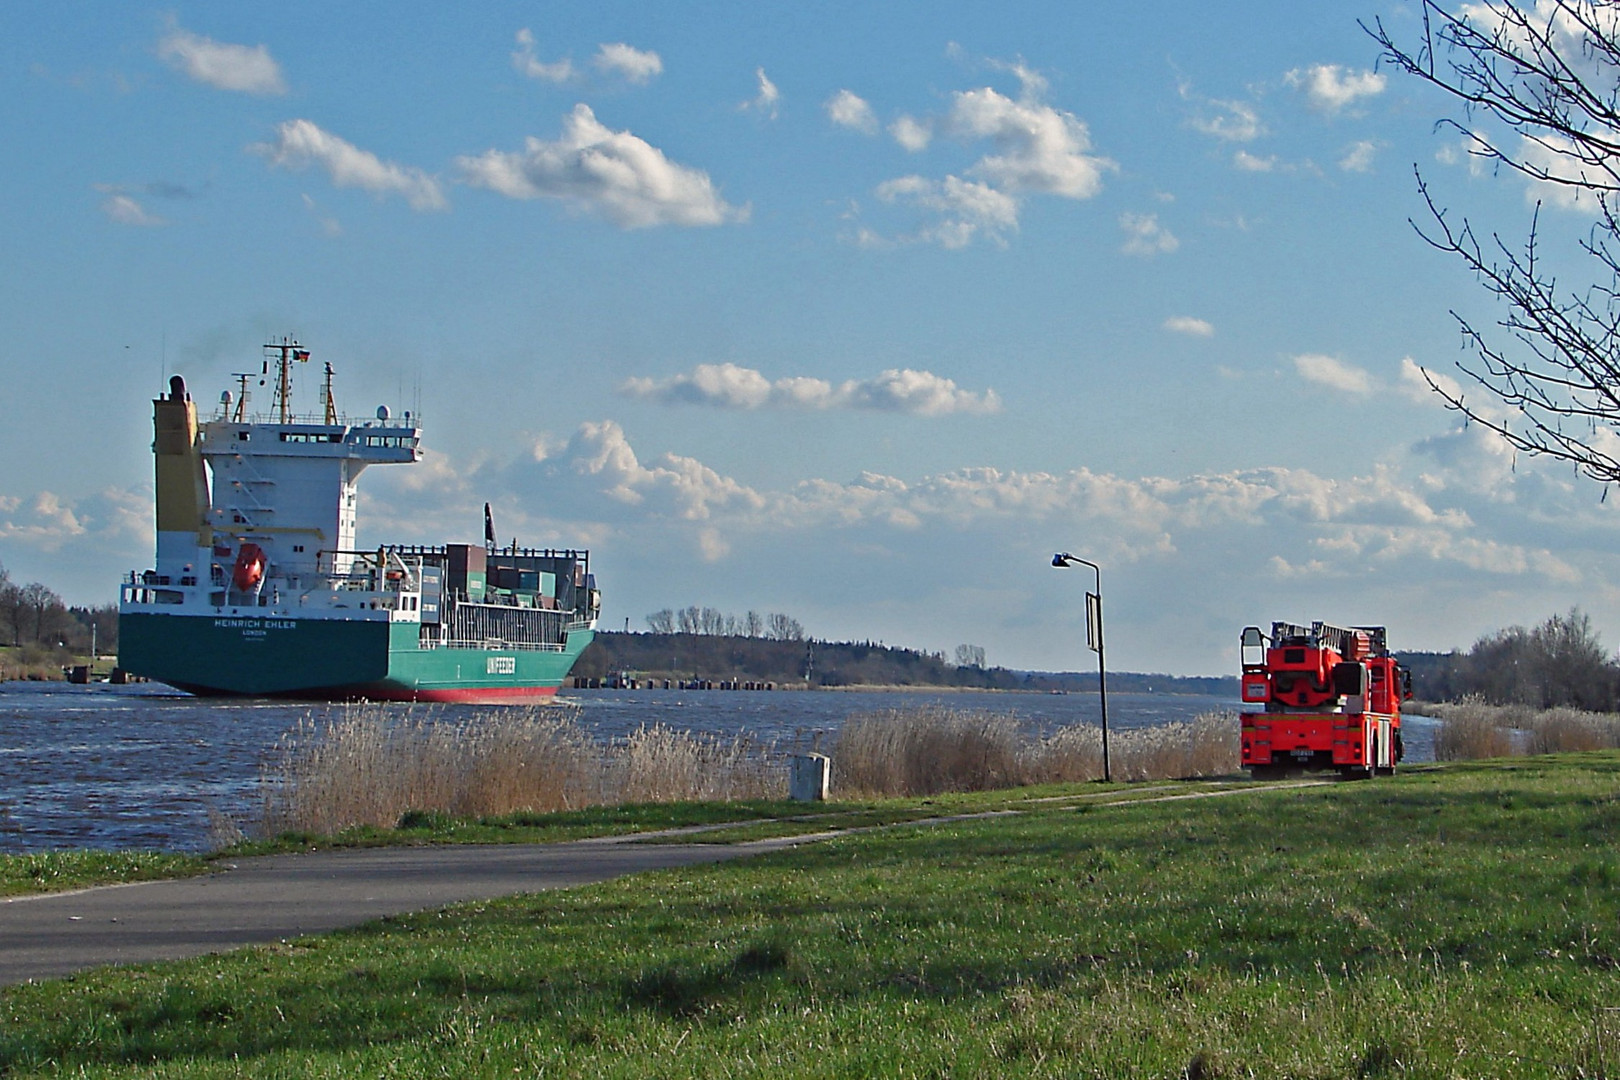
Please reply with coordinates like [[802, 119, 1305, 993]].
[[1239, 621, 1410, 778]]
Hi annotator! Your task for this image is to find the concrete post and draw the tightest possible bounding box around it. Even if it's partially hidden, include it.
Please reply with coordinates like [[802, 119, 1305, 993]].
[[790, 753, 830, 801]]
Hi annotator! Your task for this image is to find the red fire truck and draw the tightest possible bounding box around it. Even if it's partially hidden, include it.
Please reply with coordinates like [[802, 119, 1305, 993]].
[[1239, 621, 1410, 778]]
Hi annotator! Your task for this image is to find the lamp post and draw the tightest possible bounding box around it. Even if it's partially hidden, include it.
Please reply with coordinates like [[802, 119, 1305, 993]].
[[1051, 552, 1110, 783]]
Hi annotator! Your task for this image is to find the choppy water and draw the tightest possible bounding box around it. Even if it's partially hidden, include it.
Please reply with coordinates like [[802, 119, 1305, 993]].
[[0, 681, 1436, 854]]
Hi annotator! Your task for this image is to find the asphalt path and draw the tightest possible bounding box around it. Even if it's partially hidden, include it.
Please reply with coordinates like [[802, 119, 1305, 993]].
[[0, 779, 1333, 987], [0, 834, 829, 985]]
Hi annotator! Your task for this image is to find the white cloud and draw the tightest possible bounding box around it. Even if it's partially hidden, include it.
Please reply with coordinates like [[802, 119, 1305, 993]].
[[1295, 353, 1375, 396], [1339, 139, 1379, 173], [157, 23, 286, 95], [456, 104, 747, 228], [742, 67, 779, 119], [873, 175, 1020, 248], [533, 425, 1576, 595], [1399, 356, 1469, 409], [826, 89, 878, 134], [0, 488, 149, 555], [1187, 95, 1264, 142], [253, 120, 447, 211], [1285, 64, 1386, 113], [947, 86, 1111, 198], [337, 414, 1620, 672], [1518, 132, 1604, 210], [860, 65, 1112, 249], [620, 362, 1002, 415], [890, 114, 932, 151], [567, 420, 763, 520], [1233, 149, 1276, 172], [511, 28, 574, 83], [1120, 212, 1178, 256], [1164, 316, 1214, 338], [594, 43, 663, 84], [100, 193, 165, 227]]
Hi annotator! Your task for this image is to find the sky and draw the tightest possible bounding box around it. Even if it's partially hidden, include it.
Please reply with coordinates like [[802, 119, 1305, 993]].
[[3, 1, 1618, 676]]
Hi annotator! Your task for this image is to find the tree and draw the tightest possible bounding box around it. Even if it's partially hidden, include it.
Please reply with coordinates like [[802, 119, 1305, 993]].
[[0, 562, 15, 646], [1370, 2, 1620, 481], [645, 609, 675, 634], [19, 582, 65, 647], [954, 643, 987, 669], [766, 612, 804, 641]]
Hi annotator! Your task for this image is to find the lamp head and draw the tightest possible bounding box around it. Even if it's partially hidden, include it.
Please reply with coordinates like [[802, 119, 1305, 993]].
[[1051, 553, 1071, 568]]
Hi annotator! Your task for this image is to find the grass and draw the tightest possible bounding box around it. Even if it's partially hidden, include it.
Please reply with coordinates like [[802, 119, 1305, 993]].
[[4, 753, 1620, 1076], [0, 850, 207, 897]]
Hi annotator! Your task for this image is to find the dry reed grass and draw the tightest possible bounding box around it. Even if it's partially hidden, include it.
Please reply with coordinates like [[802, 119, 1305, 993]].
[[608, 725, 782, 804], [832, 708, 1026, 796], [259, 706, 788, 837], [832, 707, 1240, 796], [1527, 707, 1620, 754], [1419, 695, 1620, 760], [261, 704, 1245, 837]]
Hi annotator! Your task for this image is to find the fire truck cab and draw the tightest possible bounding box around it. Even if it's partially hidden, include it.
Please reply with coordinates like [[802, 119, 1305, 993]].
[[1239, 621, 1409, 778]]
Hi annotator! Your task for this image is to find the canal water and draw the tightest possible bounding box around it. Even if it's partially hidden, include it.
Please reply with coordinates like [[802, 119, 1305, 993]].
[[0, 681, 1438, 854]]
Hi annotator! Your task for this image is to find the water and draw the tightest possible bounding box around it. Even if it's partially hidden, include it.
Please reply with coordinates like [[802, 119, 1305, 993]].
[[0, 681, 1437, 854]]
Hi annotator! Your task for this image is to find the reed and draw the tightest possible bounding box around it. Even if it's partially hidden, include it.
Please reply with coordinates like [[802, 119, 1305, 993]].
[[260, 705, 1244, 837], [259, 708, 786, 837], [1528, 706, 1620, 754], [1416, 696, 1620, 759], [260, 706, 602, 835], [831, 707, 1026, 796], [832, 707, 1240, 796]]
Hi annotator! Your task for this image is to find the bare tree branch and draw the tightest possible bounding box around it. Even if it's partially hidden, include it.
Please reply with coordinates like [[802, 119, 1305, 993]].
[[1368, 1, 1620, 484]]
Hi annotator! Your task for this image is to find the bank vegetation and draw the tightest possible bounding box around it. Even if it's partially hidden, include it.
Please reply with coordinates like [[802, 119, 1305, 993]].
[[258, 705, 1238, 837]]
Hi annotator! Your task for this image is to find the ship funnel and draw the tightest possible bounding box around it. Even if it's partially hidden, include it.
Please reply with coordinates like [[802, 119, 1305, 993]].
[[153, 380, 212, 564]]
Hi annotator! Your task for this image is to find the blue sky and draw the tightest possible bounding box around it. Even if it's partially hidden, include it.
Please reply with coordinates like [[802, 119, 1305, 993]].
[[3, 1, 1616, 675]]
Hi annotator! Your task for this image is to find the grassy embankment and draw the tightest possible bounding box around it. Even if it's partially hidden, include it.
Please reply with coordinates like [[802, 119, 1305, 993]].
[[0, 645, 115, 682], [4, 753, 1620, 1076]]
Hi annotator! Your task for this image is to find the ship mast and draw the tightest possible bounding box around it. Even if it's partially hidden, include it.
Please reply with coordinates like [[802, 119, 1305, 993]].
[[265, 338, 310, 423], [321, 361, 338, 424], [230, 373, 253, 422]]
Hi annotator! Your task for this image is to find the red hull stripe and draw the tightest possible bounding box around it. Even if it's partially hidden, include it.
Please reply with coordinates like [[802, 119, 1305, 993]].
[[366, 684, 562, 704]]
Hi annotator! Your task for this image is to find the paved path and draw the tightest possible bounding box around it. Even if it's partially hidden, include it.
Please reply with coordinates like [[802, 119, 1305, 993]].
[[0, 836, 823, 986], [0, 779, 1335, 986]]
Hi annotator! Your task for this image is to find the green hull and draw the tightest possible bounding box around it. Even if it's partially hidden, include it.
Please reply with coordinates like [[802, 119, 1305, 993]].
[[118, 612, 593, 702]]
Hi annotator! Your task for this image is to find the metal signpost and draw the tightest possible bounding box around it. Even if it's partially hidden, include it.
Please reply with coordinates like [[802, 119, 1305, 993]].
[[1051, 552, 1111, 783]]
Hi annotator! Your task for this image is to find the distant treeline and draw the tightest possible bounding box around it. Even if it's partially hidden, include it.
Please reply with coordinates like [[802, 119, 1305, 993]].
[[644, 606, 805, 641], [574, 630, 1237, 694], [1398, 609, 1620, 711], [0, 560, 116, 658]]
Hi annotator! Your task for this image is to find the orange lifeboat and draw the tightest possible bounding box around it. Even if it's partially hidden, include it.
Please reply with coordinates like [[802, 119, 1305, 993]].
[[232, 543, 267, 592]]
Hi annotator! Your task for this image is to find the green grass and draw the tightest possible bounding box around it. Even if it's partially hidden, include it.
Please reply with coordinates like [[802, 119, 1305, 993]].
[[0, 851, 208, 897], [1, 781, 1221, 895], [5, 757, 1620, 1076]]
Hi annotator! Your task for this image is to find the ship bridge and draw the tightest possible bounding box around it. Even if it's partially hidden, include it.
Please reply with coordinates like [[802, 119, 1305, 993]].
[[201, 411, 420, 582]]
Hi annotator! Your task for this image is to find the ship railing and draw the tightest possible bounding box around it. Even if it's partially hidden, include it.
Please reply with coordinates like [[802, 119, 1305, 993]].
[[423, 638, 567, 653], [211, 407, 422, 429]]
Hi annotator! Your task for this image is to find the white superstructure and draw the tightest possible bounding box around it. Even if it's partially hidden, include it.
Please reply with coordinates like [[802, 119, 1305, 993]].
[[122, 341, 425, 619]]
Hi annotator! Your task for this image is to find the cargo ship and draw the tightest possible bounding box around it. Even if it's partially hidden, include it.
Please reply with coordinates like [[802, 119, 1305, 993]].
[[117, 340, 600, 702]]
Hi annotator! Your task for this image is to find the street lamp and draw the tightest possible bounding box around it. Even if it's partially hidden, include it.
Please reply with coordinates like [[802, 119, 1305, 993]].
[[1051, 552, 1111, 783]]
